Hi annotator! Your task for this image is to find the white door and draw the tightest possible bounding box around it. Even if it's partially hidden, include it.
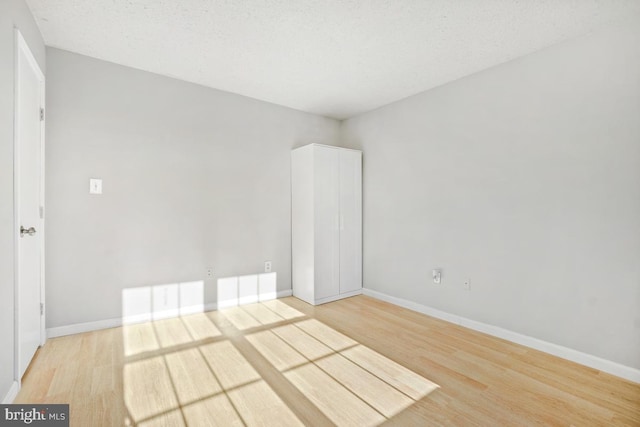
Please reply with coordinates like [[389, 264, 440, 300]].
[[339, 149, 362, 294], [314, 146, 340, 300], [15, 30, 45, 380]]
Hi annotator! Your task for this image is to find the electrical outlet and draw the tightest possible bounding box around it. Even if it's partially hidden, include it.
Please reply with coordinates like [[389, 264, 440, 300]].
[[463, 279, 471, 291], [207, 268, 213, 278], [432, 269, 442, 284], [264, 261, 272, 273], [89, 178, 102, 194]]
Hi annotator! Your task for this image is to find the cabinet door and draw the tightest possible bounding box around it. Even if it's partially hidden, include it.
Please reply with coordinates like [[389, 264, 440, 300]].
[[314, 146, 340, 300], [291, 147, 315, 304], [339, 149, 362, 294]]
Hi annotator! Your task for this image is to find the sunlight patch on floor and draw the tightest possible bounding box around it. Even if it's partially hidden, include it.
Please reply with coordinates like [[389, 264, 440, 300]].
[[180, 312, 222, 340], [294, 318, 358, 351], [271, 324, 335, 360], [199, 340, 261, 390], [164, 348, 222, 404], [181, 394, 243, 426], [226, 381, 303, 427], [124, 356, 178, 421], [261, 300, 306, 320], [137, 409, 184, 427], [341, 345, 439, 400], [241, 303, 285, 325], [122, 323, 160, 357], [122, 298, 438, 426], [315, 353, 414, 417], [124, 338, 304, 426], [285, 363, 385, 426], [246, 330, 307, 371], [153, 317, 193, 348], [218, 306, 261, 330], [244, 310, 439, 423]]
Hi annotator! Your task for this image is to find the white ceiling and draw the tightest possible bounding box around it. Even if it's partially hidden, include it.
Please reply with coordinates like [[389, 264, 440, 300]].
[[26, 0, 640, 119]]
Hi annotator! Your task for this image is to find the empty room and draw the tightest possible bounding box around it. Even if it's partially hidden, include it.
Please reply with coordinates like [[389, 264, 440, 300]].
[[1, 0, 639, 425]]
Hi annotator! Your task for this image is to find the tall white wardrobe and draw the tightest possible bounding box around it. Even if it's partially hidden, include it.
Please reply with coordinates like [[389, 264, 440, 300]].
[[291, 144, 362, 305]]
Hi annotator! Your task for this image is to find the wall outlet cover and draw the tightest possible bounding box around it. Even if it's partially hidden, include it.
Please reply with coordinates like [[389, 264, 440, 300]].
[[432, 269, 442, 284], [89, 178, 102, 194]]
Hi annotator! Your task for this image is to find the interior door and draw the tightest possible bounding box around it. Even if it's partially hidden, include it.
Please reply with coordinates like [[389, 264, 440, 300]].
[[339, 149, 362, 294], [15, 30, 45, 380]]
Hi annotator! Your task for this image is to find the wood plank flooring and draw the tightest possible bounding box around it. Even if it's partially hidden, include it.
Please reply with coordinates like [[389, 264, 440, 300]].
[[15, 296, 640, 426]]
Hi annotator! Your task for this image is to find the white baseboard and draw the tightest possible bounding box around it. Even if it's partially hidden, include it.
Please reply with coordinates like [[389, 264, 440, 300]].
[[314, 289, 362, 305], [47, 289, 295, 339], [362, 288, 640, 384], [47, 317, 122, 338], [2, 381, 19, 404], [277, 289, 293, 298]]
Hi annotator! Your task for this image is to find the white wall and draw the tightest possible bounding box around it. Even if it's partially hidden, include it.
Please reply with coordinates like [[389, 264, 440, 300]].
[[341, 18, 640, 370], [0, 0, 45, 402], [45, 48, 340, 329]]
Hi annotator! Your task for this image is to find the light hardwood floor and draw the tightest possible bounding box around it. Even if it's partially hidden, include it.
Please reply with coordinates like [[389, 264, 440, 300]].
[[15, 296, 640, 426]]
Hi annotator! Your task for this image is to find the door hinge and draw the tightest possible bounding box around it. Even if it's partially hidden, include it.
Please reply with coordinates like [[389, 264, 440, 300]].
[[40, 303, 44, 315], [40, 107, 44, 121]]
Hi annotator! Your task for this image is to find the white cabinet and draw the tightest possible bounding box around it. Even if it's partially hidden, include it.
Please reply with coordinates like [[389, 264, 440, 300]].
[[291, 144, 362, 305]]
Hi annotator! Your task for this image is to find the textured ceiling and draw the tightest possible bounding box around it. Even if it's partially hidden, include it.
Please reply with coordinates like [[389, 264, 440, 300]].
[[26, 0, 640, 119]]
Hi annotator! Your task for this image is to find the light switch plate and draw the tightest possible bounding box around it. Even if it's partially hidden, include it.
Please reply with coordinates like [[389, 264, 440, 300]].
[[89, 178, 102, 194]]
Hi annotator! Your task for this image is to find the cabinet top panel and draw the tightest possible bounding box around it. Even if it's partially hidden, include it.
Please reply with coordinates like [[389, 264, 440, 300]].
[[292, 143, 362, 153]]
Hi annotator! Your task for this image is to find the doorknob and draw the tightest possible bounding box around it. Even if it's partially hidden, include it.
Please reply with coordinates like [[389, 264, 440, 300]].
[[20, 226, 36, 237]]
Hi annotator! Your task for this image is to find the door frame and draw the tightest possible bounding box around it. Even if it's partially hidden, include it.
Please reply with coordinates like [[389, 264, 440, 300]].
[[13, 28, 46, 386]]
